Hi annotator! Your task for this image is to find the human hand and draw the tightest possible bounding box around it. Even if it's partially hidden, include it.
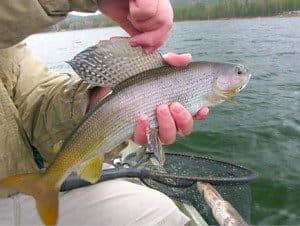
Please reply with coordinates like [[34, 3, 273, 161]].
[[98, 0, 173, 52], [133, 53, 209, 145]]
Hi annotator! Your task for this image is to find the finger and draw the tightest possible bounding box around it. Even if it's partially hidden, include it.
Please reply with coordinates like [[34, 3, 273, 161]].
[[144, 46, 156, 53], [129, 0, 172, 49], [130, 27, 171, 49], [133, 114, 149, 145], [117, 19, 141, 36], [129, 0, 159, 21], [163, 53, 192, 67], [156, 104, 177, 144], [127, 15, 160, 32], [170, 102, 193, 136], [194, 107, 210, 120]]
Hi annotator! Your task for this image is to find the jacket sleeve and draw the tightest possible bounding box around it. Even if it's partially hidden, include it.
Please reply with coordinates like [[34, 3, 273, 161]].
[[0, 0, 98, 48], [10, 42, 91, 163]]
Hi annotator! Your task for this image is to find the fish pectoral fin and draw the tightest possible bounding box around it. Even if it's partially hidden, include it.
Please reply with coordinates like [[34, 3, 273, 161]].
[[79, 155, 104, 184], [146, 128, 165, 165], [227, 97, 240, 106], [0, 173, 59, 226], [67, 37, 165, 87]]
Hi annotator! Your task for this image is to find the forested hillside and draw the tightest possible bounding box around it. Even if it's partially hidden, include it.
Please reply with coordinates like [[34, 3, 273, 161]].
[[46, 0, 300, 32]]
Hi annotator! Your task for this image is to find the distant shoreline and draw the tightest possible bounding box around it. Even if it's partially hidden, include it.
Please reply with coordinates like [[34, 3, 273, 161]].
[[175, 11, 300, 22], [45, 12, 300, 33]]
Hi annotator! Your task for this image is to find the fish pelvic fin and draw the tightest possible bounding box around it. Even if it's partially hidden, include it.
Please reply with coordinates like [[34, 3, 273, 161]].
[[0, 173, 59, 226], [146, 128, 165, 165], [79, 155, 104, 184], [67, 37, 165, 87]]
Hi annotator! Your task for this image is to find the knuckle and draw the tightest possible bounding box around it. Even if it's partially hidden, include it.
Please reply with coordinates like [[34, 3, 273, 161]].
[[132, 8, 156, 21]]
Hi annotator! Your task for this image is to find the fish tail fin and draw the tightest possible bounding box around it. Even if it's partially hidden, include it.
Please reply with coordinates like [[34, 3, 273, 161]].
[[1, 173, 59, 225]]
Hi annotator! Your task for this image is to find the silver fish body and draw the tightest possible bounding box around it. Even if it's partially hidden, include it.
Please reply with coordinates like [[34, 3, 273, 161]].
[[65, 61, 250, 162]]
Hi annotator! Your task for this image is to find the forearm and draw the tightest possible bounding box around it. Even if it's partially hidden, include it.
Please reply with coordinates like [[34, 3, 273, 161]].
[[0, 0, 98, 48], [11, 43, 90, 163]]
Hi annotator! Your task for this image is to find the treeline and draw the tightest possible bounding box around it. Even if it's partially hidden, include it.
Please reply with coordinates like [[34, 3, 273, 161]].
[[173, 0, 300, 20], [46, 0, 300, 32]]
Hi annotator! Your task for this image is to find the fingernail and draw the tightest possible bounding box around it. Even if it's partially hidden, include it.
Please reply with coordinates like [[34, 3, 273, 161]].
[[182, 53, 192, 57], [129, 39, 138, 47], [202, 107, 209, 115], [145, 47, 155, 54], [183, 53, 192, 60], [138, 114, 148, 122], [162, 53, 169, 59], [172, 103, 183, 114], [157, 105, 169, 115], [197, 107, 209, 120]]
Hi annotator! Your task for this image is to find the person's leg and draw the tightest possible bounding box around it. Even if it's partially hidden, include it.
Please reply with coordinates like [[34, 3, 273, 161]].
[[14, 179, 190, 225], [0, 197, 14, 225]]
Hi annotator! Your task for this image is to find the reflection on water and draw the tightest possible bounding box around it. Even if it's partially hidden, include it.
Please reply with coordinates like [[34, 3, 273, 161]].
[[26, 17, 300, 225]]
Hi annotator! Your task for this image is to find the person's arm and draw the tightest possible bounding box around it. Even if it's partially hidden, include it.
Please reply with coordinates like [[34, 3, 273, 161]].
[[9, 43, 91, 163], [0, 0, 98, 48]]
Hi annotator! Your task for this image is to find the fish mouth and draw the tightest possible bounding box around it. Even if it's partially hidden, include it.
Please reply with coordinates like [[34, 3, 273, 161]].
[[239, 74, 251, 91], [214, 76, 250, 100]]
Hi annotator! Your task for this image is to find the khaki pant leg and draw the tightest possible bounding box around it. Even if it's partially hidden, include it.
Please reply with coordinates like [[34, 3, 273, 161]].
[[1, 180, 190, 226]]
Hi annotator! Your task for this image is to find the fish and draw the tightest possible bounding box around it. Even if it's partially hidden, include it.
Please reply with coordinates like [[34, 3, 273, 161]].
[[0, 37, 251, 225]]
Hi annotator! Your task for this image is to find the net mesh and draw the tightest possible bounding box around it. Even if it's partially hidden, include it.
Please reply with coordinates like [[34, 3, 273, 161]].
[[124, 152, 257, 224]]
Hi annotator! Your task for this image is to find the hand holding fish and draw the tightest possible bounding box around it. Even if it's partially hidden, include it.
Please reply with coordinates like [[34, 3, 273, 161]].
[[133, 53, 209, 145], [89, 53, 210, 145], [98, 0, 173, 52]]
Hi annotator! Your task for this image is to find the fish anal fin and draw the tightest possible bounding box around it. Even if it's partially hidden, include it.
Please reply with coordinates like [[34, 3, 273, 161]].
[[146, 128, 165, 165], [79, 155, 104, 184], [104, 141, 129, 163], [0, 173, 59, 225], [67, 37, 165, 87]]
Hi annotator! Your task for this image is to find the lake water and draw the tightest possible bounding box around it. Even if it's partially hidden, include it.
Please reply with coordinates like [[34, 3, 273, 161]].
[[26, 17, 300, 225]]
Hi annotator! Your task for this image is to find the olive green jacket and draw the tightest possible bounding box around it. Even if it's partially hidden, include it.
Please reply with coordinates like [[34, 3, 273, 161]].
[[0, 0, 98, 197]]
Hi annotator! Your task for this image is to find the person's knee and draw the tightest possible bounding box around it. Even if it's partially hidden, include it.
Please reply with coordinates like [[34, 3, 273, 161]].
[[132, 184, 190, 225], [58, 180, 189, 225]]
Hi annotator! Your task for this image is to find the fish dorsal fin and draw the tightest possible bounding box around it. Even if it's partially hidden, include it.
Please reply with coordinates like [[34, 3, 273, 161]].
[[67, 37, 165, 87]]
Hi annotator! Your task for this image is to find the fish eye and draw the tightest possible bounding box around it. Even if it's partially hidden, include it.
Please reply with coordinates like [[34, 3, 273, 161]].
[[234, 65, 244, 75]]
